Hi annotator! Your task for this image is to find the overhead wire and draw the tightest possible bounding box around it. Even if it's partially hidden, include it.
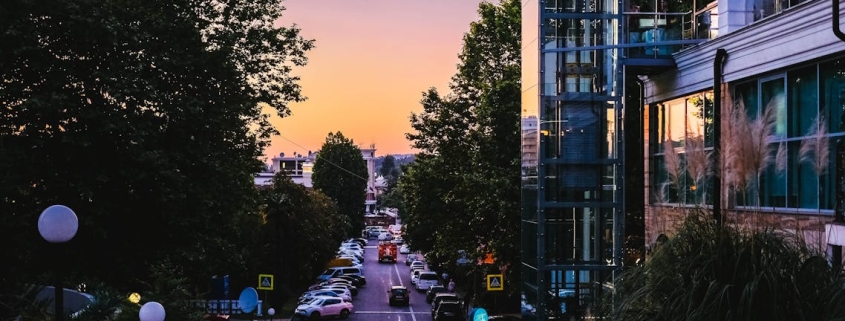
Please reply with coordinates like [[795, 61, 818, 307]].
[[276, 133, 370, 182]]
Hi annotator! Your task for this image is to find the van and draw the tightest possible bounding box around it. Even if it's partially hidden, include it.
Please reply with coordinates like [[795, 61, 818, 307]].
[[317, 267, 364, 282], [325, 258, 354, 268]]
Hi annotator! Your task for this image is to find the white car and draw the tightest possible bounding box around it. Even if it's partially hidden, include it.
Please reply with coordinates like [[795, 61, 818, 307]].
[[294, 297, 354, 319], [410, 269, 422, 285], [298, 290, 349, 303], [399, 244, 411, 254], [308, 286, 354, 300], [410, 260, 425, 270], [415, 271, 439, 291]]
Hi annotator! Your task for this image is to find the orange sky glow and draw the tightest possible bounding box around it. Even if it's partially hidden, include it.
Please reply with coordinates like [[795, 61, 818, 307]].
[[263, 0, 485, 161]]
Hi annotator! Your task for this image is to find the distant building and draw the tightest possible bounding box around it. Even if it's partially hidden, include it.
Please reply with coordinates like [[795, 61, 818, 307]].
[[254, 151, 317, 188], [255, 146, 380, 215], [360, 145, 378, 214]]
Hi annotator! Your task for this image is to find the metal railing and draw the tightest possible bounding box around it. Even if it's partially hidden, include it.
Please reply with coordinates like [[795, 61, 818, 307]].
[[623, 10, 712, 58]]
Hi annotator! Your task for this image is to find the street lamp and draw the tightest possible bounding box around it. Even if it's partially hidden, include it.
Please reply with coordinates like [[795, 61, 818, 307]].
[[139, 301, 166, 321], [37, 205, 79, 321]]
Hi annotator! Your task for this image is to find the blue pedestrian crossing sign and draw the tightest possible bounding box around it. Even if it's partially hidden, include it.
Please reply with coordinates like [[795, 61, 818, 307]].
[[486, 274, 503, 291], [258, 274, 274, 290]]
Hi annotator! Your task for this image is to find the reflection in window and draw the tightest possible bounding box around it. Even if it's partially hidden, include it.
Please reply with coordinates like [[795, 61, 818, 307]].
[[729, 60, 845, 210], [651, 91, 714, 205]]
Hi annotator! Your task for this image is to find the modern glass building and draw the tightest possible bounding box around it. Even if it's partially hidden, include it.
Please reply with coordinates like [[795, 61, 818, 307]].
[[521, 0, 626, 318], [522, 0, 845, 319]]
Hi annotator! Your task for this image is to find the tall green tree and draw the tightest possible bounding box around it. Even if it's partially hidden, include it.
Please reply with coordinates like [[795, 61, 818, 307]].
[[258, 173, 346, 305], [401, 0, 521, 299], [0, 0, 312, 295], [311, 132, 368, 237], [378, 154, 401, 192]]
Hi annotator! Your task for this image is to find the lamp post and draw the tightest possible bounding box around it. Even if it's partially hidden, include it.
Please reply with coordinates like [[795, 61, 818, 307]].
[[139, 301, 166, 321], [37, 205, 79, 321]]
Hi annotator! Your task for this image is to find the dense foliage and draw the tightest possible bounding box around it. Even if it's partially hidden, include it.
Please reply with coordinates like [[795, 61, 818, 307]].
[[311, 132, 368, 237], [258, 173, 347, 305], [400, 0, 521, 302], [606, 211, 845, 321], [0, 0, 312, 315]]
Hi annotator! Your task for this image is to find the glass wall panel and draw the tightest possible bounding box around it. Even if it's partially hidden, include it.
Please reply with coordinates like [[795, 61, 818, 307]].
[[761, 77, 787, 138], [735, 81, 759, 119], [821, 59, 845, 134], [788, 66, 819, 138], [544, 207, 602, 264], [523, 220, 539, 268]]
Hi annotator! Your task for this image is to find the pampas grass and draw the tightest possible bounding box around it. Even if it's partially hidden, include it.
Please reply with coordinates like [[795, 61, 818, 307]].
[[685, 121, 710, 205], [662, 134, 683, 205], [799, 114, 830, 177], [799, 113, 830, 250], [724, 99, 776, 213]]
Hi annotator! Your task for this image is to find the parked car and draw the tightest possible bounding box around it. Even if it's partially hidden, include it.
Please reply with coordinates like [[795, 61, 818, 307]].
[[336, 274, 367, 287], [311, 284, 357, 297], [410, 269, 423, 285], [294, 297, 353, 320], [317, 267, 364, 282], [298, 290, 348, 304], [388, 285, 410, 306], [410, 260, 425, 270], [426, 285, 447, 304], [415, 271, 439, 291], [405, 254, 420, 266], [431, 293, 462, 316], [308, 285, 354, 300], [399, 244, 411, 254], [433, 300, 465, 321]]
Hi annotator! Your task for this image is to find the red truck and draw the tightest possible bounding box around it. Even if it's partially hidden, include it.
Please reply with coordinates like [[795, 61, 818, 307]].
[[378, 242, 398, 263]]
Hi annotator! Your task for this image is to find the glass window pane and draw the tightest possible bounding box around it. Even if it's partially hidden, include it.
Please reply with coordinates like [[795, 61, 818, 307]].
[[788, 66, 819, 138], [761, 78, 786, 138]]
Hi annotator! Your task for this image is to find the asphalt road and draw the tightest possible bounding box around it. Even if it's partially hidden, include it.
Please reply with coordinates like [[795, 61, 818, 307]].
[[346, 239, 433, 321]]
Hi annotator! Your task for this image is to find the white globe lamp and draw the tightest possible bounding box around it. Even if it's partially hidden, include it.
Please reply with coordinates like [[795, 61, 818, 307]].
[[38, 205, 79, 321], [139, 301, 166, 321]]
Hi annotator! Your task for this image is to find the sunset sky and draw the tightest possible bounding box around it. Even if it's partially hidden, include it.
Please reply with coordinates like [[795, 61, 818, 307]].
[[263, 0, 486, 161]]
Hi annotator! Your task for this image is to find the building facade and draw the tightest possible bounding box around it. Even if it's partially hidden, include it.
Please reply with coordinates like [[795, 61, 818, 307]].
[[522, 0, 845, 319]]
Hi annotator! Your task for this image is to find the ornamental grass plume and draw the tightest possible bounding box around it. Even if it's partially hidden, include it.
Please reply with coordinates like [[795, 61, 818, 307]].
[[662, 132, 683, 205], [605, 210, 845, 321], [720, 100, 742, 211], [685, 121, 710, 205], [724, 99, 775, 209], [799, 114, 830, 177], [799, 113, 829, 249]]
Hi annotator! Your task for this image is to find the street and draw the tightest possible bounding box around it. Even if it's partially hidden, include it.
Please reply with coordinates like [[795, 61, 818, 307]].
[[345, 239, 433, 321]]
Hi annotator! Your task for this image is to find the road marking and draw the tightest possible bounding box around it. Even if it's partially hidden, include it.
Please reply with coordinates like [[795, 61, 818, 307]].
[[353, 311, 430, 314], [393, 264, 417, 321]]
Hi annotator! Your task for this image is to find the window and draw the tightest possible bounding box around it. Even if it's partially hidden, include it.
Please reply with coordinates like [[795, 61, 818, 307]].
[[650, 91, 714, 205], [726, 60, 845, 210]]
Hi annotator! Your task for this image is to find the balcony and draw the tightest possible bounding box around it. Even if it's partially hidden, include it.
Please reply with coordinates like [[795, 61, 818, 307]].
[[623, 9, 714, 75]]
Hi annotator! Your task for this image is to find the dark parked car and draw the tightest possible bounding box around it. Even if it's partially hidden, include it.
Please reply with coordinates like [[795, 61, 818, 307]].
[[433, 300, 465, 321], [337, 274, 366, 287], [426, 285, 447, 304], [388, 286, 410, 306], [431, 293, 462, 318]]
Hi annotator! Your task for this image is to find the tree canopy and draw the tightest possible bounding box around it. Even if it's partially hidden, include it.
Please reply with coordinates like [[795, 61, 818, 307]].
[[0, 0, 312, 301], [311, 132, 368, 237], [400, 0, 521, 299]]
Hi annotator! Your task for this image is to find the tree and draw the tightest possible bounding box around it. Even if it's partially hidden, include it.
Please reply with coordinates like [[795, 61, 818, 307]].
[[312, 132, 368, 236], [258, 173, 346, 305], [0, 0, 312, 295], [378, 155, 401, 192], [400, 0, 521, 299]]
